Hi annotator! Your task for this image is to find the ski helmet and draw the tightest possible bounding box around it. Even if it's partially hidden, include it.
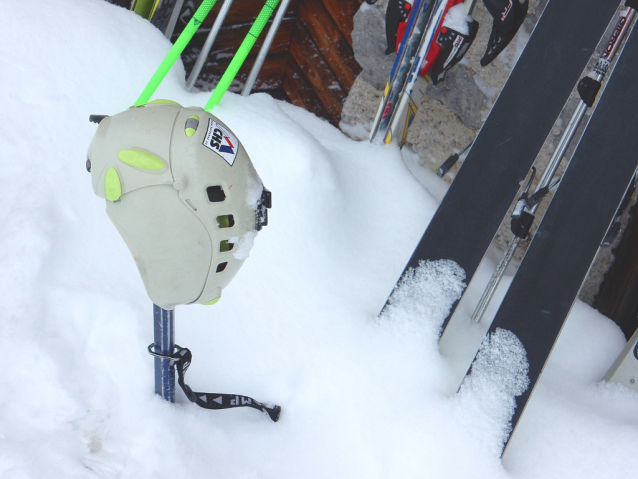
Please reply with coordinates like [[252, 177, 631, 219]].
[[87, 100, 271, 310]]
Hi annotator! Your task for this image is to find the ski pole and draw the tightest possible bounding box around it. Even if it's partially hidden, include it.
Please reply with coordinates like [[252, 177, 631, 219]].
[[471, 4, 637, 323], [205, 0, 281, 111], [437, 140, 473, 177], [186, 0, 235, 91], [162, 0, 186, 40], [136, 0, 219, 105], [152, 305, 176, 401], [242, 0, 292, 96]]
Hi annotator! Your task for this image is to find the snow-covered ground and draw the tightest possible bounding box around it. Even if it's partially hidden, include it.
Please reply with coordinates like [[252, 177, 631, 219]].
[[1, 1, 638, 477]]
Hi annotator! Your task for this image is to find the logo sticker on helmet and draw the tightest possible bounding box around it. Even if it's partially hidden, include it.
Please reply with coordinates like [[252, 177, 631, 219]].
[[203, 119, 238, 166]]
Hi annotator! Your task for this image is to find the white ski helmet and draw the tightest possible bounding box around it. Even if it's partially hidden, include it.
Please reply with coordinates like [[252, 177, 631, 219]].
[[87, 100, 271, 310]]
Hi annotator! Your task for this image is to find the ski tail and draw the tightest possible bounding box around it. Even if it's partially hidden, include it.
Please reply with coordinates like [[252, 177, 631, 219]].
[[382, 0, 473, 147], [480, 0, 528, 66], [381, 0, 450, 145], [369, 0, 432, 142]]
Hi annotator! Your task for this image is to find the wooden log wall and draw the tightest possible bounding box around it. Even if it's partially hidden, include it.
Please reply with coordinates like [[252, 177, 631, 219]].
[[173, 0, 365, 126]]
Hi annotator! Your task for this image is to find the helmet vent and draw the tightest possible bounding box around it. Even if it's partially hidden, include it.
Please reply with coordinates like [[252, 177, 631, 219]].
[[216, 262, 228, 273], [206, 185, 226, 202], [216, 215, 235, 228], [220, 240, 234, 252]]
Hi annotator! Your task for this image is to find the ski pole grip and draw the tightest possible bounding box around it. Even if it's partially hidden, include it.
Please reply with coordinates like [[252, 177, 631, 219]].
[[437, 154, 460, 177]]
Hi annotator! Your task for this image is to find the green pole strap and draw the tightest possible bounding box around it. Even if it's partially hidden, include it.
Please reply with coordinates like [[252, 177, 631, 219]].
[[205, 0, 281, 111], [135, 0, 219, 105]]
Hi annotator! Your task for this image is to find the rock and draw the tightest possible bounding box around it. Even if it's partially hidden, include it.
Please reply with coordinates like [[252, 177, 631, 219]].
[[352, 0, 395, 90], [425, 65, 488, 129]]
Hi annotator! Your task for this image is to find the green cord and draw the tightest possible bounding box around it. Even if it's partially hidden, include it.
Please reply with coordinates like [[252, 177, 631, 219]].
[[135, 0, 218, 105], [205, 0, 281, 111]]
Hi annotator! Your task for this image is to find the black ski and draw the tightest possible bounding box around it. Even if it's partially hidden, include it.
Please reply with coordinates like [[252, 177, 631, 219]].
[[469, 22, 638, 452], [384, 0, 622, 329]]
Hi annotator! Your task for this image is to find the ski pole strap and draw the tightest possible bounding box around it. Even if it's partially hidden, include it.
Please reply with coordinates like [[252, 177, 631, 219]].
[[136, 0, 219, 105], [205, 0, 281, 111], [148, 344, 281, 422]]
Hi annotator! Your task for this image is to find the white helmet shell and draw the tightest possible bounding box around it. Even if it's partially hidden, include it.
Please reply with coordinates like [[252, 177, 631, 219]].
[[88, 100, 270, 310]]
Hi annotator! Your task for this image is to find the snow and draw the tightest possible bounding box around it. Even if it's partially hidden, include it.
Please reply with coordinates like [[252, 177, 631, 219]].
[[1, 1, 638, 478], [442, 4, 473, 35]]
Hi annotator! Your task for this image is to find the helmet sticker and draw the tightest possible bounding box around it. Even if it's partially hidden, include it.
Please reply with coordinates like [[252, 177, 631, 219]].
[[203, 119, 239, 166]]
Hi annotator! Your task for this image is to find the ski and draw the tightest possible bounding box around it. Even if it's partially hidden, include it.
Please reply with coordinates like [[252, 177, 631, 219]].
[[465, 20, 638, 453], [470, 3, 638, 326], [383, 0, 476, 147], [383, 0, 622, 328], [369, 0, 436, 142]]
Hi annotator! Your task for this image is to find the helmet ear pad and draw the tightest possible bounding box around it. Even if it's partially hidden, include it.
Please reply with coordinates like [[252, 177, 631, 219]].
[[107, 185, 212, 308], [88, 103, 269, 309]]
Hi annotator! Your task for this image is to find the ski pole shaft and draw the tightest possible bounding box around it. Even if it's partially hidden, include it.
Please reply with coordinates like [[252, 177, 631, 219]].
[[537, 6, 636, 190], [205, 0, 281, 111], [163, 0, 186, 40], [536, 101, 588, 191], [472, 105, 602, 324], [153, 304, 175, 402], [136, 0, 218, 105], [186, 0, 235, 91], [242, 0, 291, 96], [471, 236, 521, 323]]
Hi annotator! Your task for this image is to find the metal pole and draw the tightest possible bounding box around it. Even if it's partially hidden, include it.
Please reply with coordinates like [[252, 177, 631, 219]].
[[164, 0, 186, 40], [186, 0, 235, 91], [241, 0, 291, 96], [471, 236, 521, 323], [153, 304, 175, 402], [206, 0, 281, 111]]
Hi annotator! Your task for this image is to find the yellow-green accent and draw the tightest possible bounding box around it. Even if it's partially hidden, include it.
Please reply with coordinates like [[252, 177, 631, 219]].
[[135, 0, 219, 106], [147, 99, 181, 106], [220, 240, 233, 252], [205, 0, 282, 110], [203, 297, 221, 305], [129, 99, 182, 109], [217, 215, 231, 228], [105, 167, 122, 201], [188, 114, 199, 119], [118, 149, 165, 171]]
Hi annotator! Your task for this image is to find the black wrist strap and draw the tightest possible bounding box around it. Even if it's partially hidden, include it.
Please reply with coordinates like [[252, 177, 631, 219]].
[[148, 344, 281, 422]]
